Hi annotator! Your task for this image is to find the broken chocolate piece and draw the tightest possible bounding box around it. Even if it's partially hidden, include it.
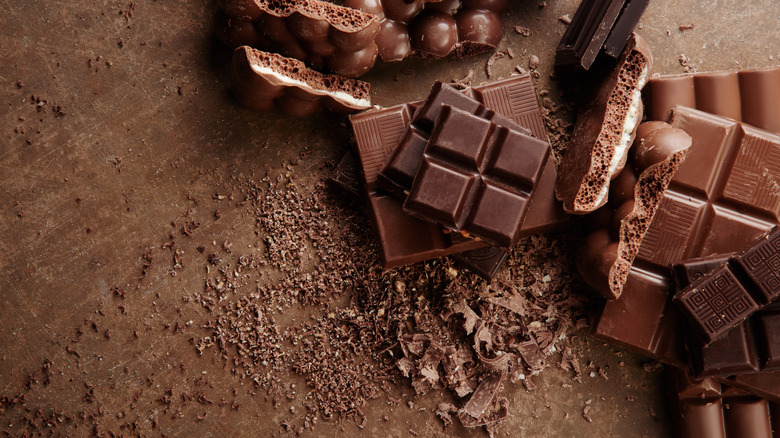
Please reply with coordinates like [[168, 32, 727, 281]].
[[231, 46, 371, 116], [555, 33, 653, 214]]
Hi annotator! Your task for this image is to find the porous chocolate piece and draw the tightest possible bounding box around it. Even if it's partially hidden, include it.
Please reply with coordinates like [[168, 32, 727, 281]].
[[556, 0, 649, 70], [578, 121, 692, 299], [669, 369, 780, 438], [344, 0, 508, 62], [555, 33, 653, 214], [404, 106, 549, 248], [231, 46, 371, 117], [349, 76, 567, 269], [673, 226, 780, 345], [593, 107, 780, 366], [216, 0, 380, 77], [645, 67, 780, 133]]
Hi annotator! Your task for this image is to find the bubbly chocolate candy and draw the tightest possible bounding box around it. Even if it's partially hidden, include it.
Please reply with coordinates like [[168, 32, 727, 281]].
[[231, 46, 371, 117], [578, 121, 692, 300], [344, 0, 507, 62], [216, 0, 380, 77]]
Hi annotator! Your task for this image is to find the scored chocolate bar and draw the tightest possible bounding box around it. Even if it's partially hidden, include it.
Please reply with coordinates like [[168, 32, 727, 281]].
[[555, 0, 649, 71], [593, 106, 780, 366], [673, 254, 780, 378], [645, 67, 780, 133], [403, 105, 549, 248], [349, 75, 567, 270], [673, 227, 780, 345]]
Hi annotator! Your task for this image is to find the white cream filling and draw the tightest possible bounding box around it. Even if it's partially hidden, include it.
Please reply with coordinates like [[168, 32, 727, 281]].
[[594, 65, 649, 205], [250, 64, 371, 109]]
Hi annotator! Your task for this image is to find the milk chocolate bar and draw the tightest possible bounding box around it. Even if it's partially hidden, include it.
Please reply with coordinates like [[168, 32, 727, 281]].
[[403, 105, 549, 248], [556, 0, 649, 70], [555, 33, 653, 214], [593, 107, 780, 366], [344, 0, 508, 62], [232, 47, 372, 116], [669, 369, 780, 438], [216, 0, 380, 77], [349, 76, 568, 269], [577, 121, 692, 300], [674, 227, 780, 345], [645, 67, 780, 133]]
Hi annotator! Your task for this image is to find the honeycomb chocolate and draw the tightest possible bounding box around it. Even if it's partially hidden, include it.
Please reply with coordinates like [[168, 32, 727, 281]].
[[344, 0, 508, 62], [231, 46, 372, 117], [216, 0, 380, 77], [555, 33, 653, 214]]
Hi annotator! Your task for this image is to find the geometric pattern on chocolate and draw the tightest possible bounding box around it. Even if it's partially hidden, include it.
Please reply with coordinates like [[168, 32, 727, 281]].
[[736, 226, 780, 303], [351, 105, 412, 185], [676, 267, 759, 341], [473, 79, 547, 140], [405, 106, 549, 248], [636, 107, 780, 270]]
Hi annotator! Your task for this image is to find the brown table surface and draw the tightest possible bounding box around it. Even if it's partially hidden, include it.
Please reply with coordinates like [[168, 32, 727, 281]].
[[1, 0, 778, 436]]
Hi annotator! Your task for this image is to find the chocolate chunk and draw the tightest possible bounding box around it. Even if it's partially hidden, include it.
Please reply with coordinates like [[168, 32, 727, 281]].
[[577, 121, 692, 299], [403, 106, 549, 248], [603, 0, 650, 58], [645, 67, 780, 133], [349, 75, 568, 269], [452, 246, 509, 280], [673, 227, 780, 345], [593, 107, 780, 367], [328, 152, 363, 199], [461, 372, 504, 419], [721, 371, 780, 404], [231, 47, 371, 116], [555, 0, 627, 71], [216, 0, 380, 77], [344, 0, 508, 62], [555, 33, 653, 214]]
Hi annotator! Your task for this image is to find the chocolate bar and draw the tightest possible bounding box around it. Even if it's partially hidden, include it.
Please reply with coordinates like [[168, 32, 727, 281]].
[[344, 0, 508, 62], [555, 0, 649, 71], [673, 227, 780, 344], [555, 33, 653, 214], [231, 47, 372, 116], [721, 371, 780, 404], [669, 369, 780, 438], [216, 0, 380, 77], [645, 67, 780, 133], [593, 106, 780, 366], [577, 121, 692, 300], [403, 105, 549, 248], [674, 253, 780, 377], [349, 75, 568, 269]]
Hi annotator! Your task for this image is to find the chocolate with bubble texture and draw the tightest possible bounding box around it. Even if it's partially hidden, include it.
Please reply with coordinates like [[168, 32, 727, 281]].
[[231, 46, 371, 117], [578, 120, 691, 300], [216, 0, 380, 77], [555, 33, 653, 214], [344, 0, 507, 62]]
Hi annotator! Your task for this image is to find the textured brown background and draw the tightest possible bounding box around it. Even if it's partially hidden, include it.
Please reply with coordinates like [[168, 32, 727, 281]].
[[1, 0, 778, 436]]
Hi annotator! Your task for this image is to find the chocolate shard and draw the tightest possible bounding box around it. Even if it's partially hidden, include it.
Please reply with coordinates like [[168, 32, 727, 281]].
[[461, 372, 504, 419], [452, 246, 510, 280], [231, 46, 371, 117], [555, 0, 627, 71], [217, 0, 380, 77], [404, 105, 550, 248], [556, 33, 653, 214], [328, 152, 363, 199], [593, 106, 780, 368], [344, 0, 508, 62], [578, 121, 692, 300], [603, 0, 650, 58], [673, 226, 780, 345], [645, 67, 780, 133]]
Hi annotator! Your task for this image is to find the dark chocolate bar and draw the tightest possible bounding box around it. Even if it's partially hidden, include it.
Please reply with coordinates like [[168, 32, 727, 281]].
[[577, 120, 692, 300], [645, 67, 780, 133], [344, 0, 508, 62], [669, 369, 780, 438], [721, 371, 780, 404], [216, 0, 380, 78], [593, 106, 780, 366], [403, 106, 549, 248], [673, 227, 780, 345], [555, 0, 649, 70], [231, 47, 371, 116], [555, 33, 653, 214], [349, 75, 568, 269]]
